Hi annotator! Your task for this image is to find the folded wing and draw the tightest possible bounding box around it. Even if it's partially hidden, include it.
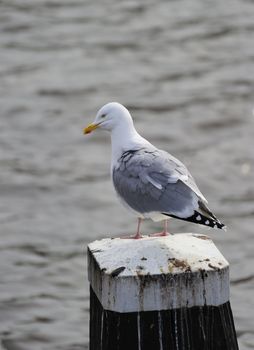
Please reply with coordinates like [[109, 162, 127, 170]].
[[113, 147, 206, 219]]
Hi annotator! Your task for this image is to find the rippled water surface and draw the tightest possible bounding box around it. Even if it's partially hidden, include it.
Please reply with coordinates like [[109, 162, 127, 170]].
[[1, 0, 254, 349]]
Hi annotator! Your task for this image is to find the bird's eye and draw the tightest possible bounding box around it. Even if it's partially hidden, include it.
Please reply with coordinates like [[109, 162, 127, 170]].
[[101, 114, 106, 118]]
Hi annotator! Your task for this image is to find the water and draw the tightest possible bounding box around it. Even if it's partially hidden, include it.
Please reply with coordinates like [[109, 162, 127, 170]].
[[0, 0, 254, 349]]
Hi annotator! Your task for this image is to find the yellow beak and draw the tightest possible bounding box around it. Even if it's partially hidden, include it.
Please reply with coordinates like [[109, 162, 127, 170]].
[[83, 123, 100, 134]]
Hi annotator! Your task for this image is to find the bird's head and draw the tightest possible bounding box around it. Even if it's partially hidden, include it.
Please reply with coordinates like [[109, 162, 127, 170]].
[[83, 102, 133, 134]]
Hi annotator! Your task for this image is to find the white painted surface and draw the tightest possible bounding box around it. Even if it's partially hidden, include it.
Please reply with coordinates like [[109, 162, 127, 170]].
[[88, 233, 229, 313]]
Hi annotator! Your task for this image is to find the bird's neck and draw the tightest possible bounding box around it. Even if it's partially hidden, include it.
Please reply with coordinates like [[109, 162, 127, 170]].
[[110, 123, 149, 166]]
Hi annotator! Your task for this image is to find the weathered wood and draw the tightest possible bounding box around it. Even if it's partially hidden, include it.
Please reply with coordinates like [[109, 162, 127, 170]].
[[90, 288, 237, 350], [88, 233, 238, 350]]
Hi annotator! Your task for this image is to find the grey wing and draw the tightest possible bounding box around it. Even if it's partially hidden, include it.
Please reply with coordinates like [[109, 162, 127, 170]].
[[112, 148, 206, 218], [158, 150, 208, 203]]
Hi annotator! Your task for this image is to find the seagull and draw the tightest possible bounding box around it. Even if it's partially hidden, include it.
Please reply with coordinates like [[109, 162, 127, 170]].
[[84, 102, 225, 239]]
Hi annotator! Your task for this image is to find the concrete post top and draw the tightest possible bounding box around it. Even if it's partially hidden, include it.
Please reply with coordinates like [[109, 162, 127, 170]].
[[88, 233, 228, 277], [88, 233, 229, 312]]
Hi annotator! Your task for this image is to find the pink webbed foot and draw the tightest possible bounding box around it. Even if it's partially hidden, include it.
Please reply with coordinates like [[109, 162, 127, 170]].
[[120, 233, 143, 239], [149, 231, 170, 237], [120, 218, 144, 239], [149, 220, 170, 237]]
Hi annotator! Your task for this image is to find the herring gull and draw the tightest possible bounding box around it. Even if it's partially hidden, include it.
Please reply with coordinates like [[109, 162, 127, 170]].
[[84, 102, 225, 238]]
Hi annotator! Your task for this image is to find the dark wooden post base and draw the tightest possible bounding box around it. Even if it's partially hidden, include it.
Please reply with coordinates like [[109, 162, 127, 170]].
[[90, 287, 238, 350]]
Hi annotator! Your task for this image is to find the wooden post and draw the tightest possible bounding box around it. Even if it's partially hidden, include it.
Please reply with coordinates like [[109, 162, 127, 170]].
[[88, 233, 238, 350]]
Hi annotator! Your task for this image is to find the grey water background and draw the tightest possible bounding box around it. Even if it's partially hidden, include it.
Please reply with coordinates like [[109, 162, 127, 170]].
[[0, 0, 254, 349]]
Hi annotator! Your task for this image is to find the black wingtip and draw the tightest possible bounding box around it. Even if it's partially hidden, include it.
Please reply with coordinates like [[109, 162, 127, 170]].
[[163, 211, 226, 230]]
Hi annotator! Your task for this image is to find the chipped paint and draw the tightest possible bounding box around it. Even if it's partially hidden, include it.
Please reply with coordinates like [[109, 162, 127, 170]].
[[110, 266, 126, 277], [192, 234, 211, 240]]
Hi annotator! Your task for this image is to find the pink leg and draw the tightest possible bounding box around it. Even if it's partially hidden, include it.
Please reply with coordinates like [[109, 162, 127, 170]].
[[134, 217, 143, 239], [149, 220, 170, 237], [120, 218, 143, 239]]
